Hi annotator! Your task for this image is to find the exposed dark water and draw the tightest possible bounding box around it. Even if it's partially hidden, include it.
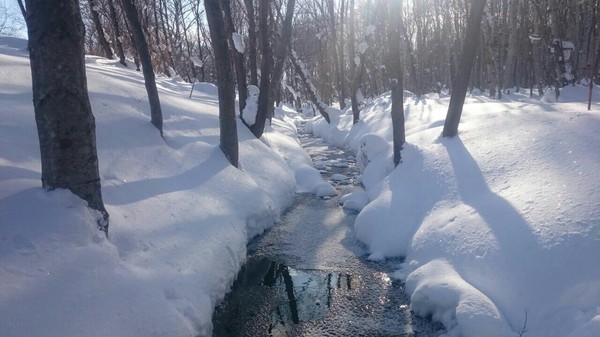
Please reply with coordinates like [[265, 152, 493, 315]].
[[212, 125, 444, 337]]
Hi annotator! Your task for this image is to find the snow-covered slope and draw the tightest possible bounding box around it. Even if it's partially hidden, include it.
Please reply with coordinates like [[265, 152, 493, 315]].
[[0, 36, 322, 337], [307, 87, 600, 336]]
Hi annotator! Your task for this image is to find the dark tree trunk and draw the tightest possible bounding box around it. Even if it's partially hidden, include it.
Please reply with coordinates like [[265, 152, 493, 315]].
[[107, 0, 127, 66], [89, 0, 113, 59], [221, 0, 248, 115], [442, 0, 487, 138], [389, 0, 405, 166], [267, 0, 296, 123], [349, 0, 360, 124], [251, 0, 272, 138], [121, 0, 163, 135], [290, 49, 330, 123], [244, 0, 258, 86], [205, 0, 239, 167], [24, 0, 109, 232], [17, 0, 26, 21]]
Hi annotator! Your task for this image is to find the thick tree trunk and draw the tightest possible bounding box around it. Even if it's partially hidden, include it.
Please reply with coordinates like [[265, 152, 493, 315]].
[[121, 0, 163, 135], [107, 0, 126, 66], [89, 0, 114, 59], [389, 0, 405, 167], [442, 0, 487, 138], [204, 0, 239, 167], [25, 0, 109, 232], [251, 0, 272, 138]]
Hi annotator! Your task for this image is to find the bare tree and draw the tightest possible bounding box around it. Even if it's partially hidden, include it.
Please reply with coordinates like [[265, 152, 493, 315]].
[[121, 0, 164, 135], [204, 0, 239, 167], [24, 0, 109, 232], [389, 0, 405, 166], [88, 0, 113, 59]]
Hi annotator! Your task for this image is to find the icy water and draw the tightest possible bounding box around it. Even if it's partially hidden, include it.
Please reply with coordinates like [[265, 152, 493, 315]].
[[212, 126, 444, 337]]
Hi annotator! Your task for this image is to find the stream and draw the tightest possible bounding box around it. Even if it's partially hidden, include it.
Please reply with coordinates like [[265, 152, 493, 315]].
[[212, 123, 444, 336]]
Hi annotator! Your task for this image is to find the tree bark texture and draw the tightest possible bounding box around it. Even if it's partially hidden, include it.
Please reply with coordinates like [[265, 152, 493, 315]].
[[442, 0, 487, 138], [205, 0, 239, 167], [389, 0, 405, 166], [251, 0, 272, 138], [24, 0, 109, 231], [121, 0, 163, 135]]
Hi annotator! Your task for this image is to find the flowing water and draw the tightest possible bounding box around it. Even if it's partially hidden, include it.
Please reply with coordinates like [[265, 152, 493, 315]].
[[212, 125, 444, 337]]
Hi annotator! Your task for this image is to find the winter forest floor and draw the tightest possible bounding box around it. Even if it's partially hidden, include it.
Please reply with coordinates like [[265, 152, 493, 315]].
[[1, 35, 600, 337]]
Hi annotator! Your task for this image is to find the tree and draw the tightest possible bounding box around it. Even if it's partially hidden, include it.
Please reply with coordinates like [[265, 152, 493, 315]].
[[251, 0, 272, 138], [88, 0, 113, 59], [389, 0, 405, 166], [204, 0, 239, 167], [121, 0, 164, 135], [442, 0, 487, 138], [24, 0, 109, 232]]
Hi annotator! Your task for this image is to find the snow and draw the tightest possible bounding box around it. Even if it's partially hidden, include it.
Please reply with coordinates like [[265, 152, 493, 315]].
[[305, 84, 600, 336], [0, 36, 331, 337], [231, 32, 244, 54]]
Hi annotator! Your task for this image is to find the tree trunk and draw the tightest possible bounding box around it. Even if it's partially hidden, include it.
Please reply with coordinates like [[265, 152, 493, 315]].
[[221, 0, 248, 115], [389, 0, 405, 166], [503, 0, 519, 91], [266, 0, 296, 124], [244, 0, 258, 86], [24, 0, 109, 232], [251, 0, 272, 138], [531, 2, 544, 97], [204, 0, 239, 167], [290, 49, 330, 123], [107, 0, 126, 66], [442, 0, 487, 138], [549, 0, 564, 100], [89, 0, 114, 59], [349, 0, 359, 124], [121, 0, 163, 135]]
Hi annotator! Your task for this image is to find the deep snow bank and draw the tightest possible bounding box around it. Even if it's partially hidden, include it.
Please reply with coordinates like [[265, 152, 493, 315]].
[[305, 87, 600, 337], [0, 36, 322, 336]]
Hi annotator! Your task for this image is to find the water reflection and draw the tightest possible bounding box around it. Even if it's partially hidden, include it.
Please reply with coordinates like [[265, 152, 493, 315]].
[[222, 257, 359, 333]]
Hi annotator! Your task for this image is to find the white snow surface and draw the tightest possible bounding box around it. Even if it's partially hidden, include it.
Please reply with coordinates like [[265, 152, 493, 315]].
[[231, 32, 245, 54], [306, 86, 600, 336], [0, 37, 329, 337]]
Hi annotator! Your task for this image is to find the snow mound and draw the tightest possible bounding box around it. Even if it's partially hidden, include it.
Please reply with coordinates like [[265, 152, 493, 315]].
[[406, 259, 515, 337]]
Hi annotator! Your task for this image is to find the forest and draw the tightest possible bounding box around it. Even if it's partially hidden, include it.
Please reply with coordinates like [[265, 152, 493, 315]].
[[1, 0, 599, 336]]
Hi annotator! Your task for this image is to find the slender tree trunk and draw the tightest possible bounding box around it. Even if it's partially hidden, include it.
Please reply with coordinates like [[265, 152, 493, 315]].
[[549, 0, 564, 100], [107, 0, 126, 66], [251, 0, 272, 138], [443, 0, 487, 138], [267, 0, 296, 123], [290, 49, 331, 123], [503, 0, 519, 92], [349, 0, 360, 124], [17, 0, 26, 21], [221, 0, 248, 114], [531, 2, 544, 97], [389, 0, 405, 166], [89, 0, 114, 59], [204, 0, 239, 167], [244, 0, 258, 86], [121, 0, 163, 135], [338, 0, 346, 109], [25, 0, 109, 232]]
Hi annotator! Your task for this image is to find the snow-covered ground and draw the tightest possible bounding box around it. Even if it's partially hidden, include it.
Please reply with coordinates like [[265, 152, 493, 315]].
[[307, 87, 600, 336], [0, 36, 333, 337]]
